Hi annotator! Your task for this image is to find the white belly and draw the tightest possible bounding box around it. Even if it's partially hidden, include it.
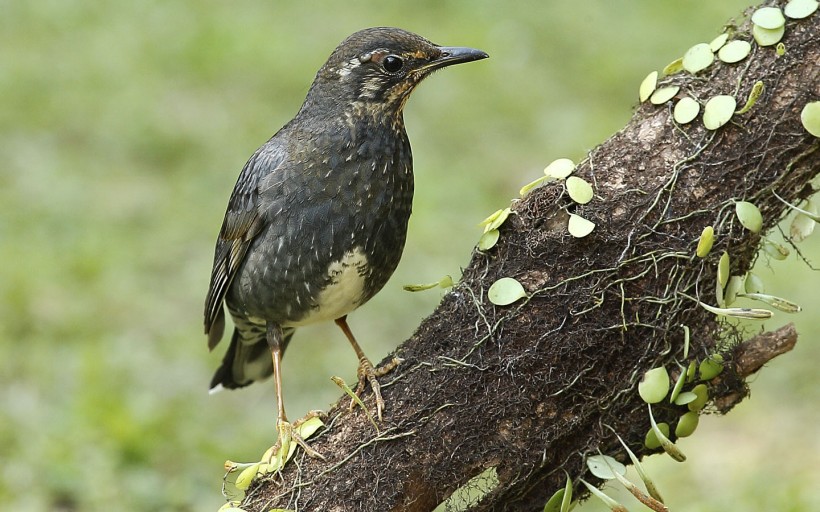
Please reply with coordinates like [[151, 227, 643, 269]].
[[286, 247, 368, 326]]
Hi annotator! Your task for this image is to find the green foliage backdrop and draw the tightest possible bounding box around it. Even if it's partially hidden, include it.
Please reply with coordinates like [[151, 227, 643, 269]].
[[2, 1, 817, 510]]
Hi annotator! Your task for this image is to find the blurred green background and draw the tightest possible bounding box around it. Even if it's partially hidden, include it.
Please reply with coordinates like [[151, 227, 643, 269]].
[[2, 1, 818, 510]]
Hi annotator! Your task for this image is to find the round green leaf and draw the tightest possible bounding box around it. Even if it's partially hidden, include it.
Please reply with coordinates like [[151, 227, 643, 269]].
[[762, 238, 789, 260], [487, 207, 512, 232], [663, 57, 684, 75], [566, 176, 594, 204], [650, 85, 680, 105], [296, 415, 324, 440], [791, 211, 817, 242], [801, 101, 820, 137], [709, 33, 729, 52], [699, 355, 725, 380], [544, 158, 576, 179], [481, 207, 512, 233], [478, 229, 500, 251], [682, 43, 714, 74], [674, 97, 700, 125], [695, 225, 714, 257], [785, 0, 819, 19], [479, 208, 503, 229], [752, 24, 785, 46], [675, 412, 700, 438], [639, 71, 658, 102], [752, 6, 786, 29], [735, 201, 763, 232], [568, 214, 595, 238], [674, 391, 697, 406], [703, 95, 736, 130], [688, 384, 709, 412], [718, 40, 752, 63], [586, 454, 626, 480], [488, 277, 526, 306], [639, 366, 670, 404], [644, 422, 670, 449], [235, 463, 261, 491]]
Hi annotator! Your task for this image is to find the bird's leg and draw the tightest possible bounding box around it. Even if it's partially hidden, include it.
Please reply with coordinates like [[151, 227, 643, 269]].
[[334, 316, 401, 421], [263, 322, 324, 463]]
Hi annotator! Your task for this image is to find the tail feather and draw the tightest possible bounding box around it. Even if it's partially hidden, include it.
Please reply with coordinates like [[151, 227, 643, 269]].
[[209, 325, 295, 390]]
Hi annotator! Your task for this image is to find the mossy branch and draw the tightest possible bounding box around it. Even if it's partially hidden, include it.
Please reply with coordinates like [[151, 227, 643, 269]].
[[240, 4, 818, 511]]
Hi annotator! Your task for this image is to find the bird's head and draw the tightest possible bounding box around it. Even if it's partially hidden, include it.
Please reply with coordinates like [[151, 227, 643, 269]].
[[303, 27, 488, 116]]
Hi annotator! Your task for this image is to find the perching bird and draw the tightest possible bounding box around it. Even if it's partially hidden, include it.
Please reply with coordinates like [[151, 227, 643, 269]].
[[204, 27, 487, 459]]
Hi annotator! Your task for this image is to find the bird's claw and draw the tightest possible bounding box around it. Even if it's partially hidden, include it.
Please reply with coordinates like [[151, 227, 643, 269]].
[[349, 356, 402, 421], [262, 411, 327, 466]]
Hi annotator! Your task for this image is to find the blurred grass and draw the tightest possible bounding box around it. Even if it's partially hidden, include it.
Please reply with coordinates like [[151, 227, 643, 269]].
[[1, 1, 817, 510]]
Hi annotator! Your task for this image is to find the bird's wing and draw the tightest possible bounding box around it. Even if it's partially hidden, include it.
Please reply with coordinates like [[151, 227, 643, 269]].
[[204, 143, 286, 350]]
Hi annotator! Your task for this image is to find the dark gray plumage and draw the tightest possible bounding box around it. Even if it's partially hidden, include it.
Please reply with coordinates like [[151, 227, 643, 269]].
[[204, 27, 487, 457]]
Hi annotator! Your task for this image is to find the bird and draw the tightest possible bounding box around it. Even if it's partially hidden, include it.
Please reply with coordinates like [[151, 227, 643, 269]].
[[204, 27, 487, 461]]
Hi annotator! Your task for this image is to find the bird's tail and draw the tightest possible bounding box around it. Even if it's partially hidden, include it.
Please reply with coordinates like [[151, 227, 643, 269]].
[[209, 325, 295, 392]]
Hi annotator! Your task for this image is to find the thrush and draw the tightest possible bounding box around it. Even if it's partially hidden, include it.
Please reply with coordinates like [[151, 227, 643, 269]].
[[204, 27, 487, 460]]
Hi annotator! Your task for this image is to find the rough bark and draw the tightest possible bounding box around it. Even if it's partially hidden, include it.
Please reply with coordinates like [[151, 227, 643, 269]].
[[238, 5, 819, 511]]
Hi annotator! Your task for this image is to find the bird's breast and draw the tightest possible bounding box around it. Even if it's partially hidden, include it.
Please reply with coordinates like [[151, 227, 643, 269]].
[[228, 121, 413, 325], [284, 247, 369, 327]]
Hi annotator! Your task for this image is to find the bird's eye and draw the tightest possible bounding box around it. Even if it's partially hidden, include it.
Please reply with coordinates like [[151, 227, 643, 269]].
[[382, 55, 404, 73]]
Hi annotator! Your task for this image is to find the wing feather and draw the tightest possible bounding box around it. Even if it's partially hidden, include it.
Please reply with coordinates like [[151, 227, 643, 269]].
[[204, 143, 286, 348]]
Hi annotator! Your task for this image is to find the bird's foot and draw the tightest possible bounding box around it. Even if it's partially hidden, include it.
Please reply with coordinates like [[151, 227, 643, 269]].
[[225, 411, 326, 492], [349, 356, 403, 421], [262, 411, 327, 466]]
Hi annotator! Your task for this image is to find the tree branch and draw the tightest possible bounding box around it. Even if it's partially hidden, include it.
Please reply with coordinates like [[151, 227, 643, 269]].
[[239, 4, 818, 511]]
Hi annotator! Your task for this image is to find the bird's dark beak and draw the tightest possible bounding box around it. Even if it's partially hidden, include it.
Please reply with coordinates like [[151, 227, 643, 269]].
[[419, 46, 489, 73]]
